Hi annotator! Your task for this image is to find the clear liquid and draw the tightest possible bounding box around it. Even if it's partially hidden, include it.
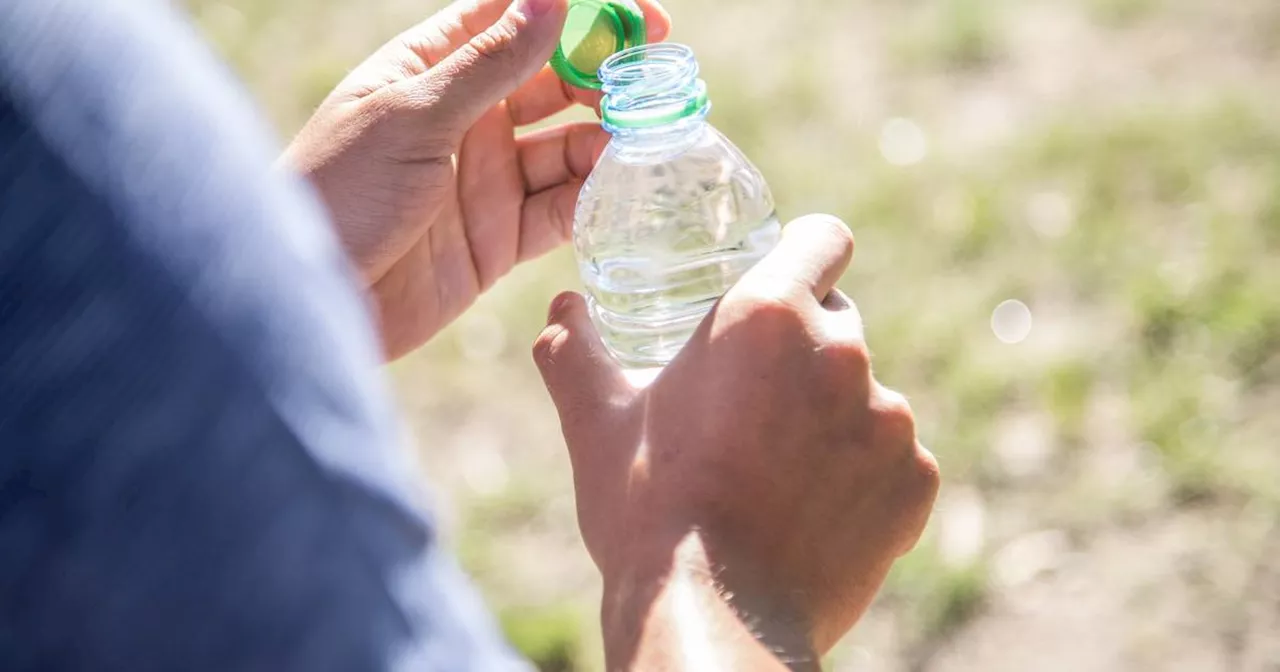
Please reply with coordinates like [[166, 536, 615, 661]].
[[574, 70, 777, 370], [580, 212, 781, 367]]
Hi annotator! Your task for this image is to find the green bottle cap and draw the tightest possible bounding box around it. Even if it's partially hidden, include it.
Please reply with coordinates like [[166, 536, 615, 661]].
[[549, 0, 647, 90]]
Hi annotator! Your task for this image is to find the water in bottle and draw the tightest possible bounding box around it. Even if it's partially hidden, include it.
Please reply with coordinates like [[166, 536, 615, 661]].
[[573, 43, 780, 368]]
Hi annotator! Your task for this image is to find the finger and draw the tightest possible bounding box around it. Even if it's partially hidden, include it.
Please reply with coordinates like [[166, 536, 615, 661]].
[[820, 288, 866, 343], [388, 0, 512, 74], [636, 0, 673, 43], [506, 64, 602, 126], [517, 121, 608, 193], [518, 180, 582, 261], [533, 292, 629, 428], [821, 287, 854, 311], [410, 0, 570, 136], [871, 383, 917, 448], [742, 214, 855, 302], [507, 67, 580, 126], [504, 0, 673, 125]]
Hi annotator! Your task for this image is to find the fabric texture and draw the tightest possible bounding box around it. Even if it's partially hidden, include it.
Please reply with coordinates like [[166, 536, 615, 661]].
[[0, 0, 527, 669]]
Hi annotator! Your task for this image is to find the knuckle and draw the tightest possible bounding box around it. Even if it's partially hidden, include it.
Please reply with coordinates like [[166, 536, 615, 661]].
[[786, 214, 855, 261], [470, 20, 524, 73], [891, 445, 941, 556], [729, 274, 807, 313], [356, 87, 407, 125], [871, 387, 917, 445], [734, 290, 807, 334], [911, 444, 941, 494], [821, 338, 871, 374], [810, 216, 856, 256], [368, 86, 461, 151], [532, 323, 571, 368]]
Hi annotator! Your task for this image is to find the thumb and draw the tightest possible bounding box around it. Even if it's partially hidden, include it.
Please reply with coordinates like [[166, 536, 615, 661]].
[[533, 292, 629, 427], [419, 0, 568, 135]]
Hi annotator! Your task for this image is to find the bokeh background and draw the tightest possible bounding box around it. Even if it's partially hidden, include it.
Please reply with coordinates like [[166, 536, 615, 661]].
[[187, 0, 1280, 669]]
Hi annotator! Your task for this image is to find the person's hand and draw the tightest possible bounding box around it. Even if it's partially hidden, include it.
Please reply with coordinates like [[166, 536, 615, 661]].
[[533, 215, 941, 668], [283, 0, 671, 359]]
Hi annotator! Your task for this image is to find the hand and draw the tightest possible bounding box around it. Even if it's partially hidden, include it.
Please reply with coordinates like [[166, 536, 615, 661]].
[[284, 0, 671, 359], [533, 215, 941, 668]]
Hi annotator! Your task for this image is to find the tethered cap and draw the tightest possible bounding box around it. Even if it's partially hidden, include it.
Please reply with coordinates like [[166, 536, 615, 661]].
[[549, 0, 647, 90]]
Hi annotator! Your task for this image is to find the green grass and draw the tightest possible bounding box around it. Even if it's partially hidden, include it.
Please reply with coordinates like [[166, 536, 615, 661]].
[[500, 605, 586, 672], [190, 0, 1280, 668], [1088, 0, 1162, 28], [890, 0, 1004, 72], [884, 538, 990, 646]]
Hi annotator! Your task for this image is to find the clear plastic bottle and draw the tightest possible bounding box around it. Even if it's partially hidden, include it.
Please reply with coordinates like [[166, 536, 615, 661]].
[[574, 43, 780, 368]]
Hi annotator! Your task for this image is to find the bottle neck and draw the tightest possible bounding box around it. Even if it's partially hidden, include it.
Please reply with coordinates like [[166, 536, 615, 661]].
[[607, 111, 710, 160], [599, 43, 710, 144], [606, 108, 711, 143]]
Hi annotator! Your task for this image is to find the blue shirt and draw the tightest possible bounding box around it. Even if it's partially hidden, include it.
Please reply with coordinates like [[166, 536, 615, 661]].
[[0, 0, 528, 669]]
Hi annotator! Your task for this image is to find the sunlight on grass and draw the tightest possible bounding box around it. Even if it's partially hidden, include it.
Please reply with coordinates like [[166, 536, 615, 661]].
[[190, 0, 1280, 667]]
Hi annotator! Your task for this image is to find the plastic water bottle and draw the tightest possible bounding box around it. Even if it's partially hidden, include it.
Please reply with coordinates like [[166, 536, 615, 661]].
[[573, 43, 780, 368]]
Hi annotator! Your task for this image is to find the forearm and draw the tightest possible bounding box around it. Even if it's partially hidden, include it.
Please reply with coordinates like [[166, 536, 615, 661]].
[[601, 532, 820, 672]]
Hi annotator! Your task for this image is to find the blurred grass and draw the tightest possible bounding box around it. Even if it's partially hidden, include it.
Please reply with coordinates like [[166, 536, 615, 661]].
[[890, 0, 1004, 71], [190, 0, 1280, 669]]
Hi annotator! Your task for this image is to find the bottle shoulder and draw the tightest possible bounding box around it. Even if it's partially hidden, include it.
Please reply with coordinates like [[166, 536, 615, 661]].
[[586, 124, 770, 190], [575, 123, 776, 241]]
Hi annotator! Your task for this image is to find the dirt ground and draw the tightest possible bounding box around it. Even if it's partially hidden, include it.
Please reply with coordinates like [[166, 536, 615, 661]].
[[194, 0, 1280, 668]]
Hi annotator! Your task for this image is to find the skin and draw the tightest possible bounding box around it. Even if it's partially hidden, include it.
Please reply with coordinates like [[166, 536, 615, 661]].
[[534, 216, 941, 669], [284, 0, 671, 359], [285, 0, 941, 667]]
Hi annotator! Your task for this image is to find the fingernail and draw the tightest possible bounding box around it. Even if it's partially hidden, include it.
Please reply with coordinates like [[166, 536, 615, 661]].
[[519, 0, 557, 18]]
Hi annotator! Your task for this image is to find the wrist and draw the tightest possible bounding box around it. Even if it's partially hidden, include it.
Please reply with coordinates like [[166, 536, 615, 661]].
[[599, 529, 697, 665], [601, 531, 820, 672], [697, 532, 822, 660]]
